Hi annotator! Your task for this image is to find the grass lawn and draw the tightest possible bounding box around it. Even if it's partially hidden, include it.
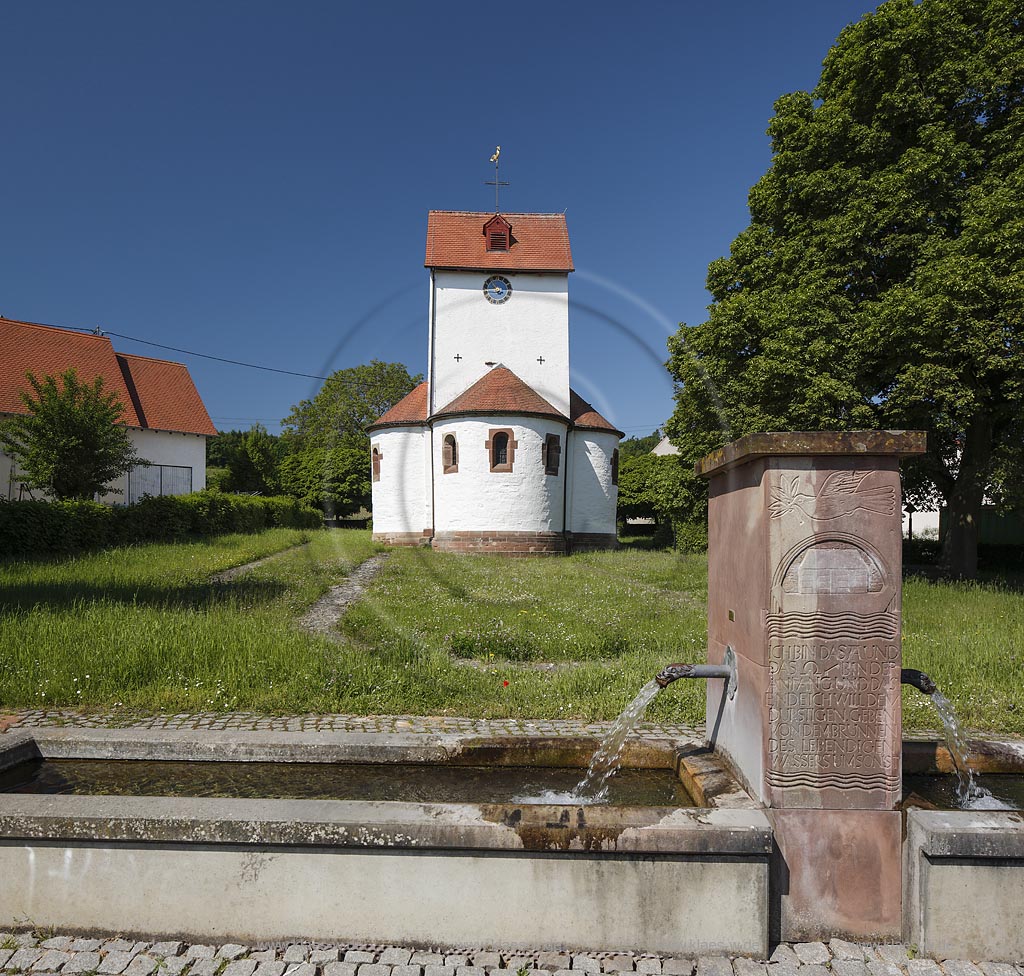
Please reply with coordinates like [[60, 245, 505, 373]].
[[1, 530, 1021, 733]]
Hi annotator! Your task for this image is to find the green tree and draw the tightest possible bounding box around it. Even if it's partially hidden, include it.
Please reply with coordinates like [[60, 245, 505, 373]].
[[616, 453, 707, 551], [618, 430, 663, 458], [0, 369, 144, 501], [279, 446, 370, 517], [205, 426, 282, 494], [666, 0, 1024, 578], [282, 360, 422, 450]]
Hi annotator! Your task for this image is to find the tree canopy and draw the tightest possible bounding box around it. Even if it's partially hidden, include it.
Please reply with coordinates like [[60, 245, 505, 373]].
[[666, 0, 1023, 577], [0, 369, 144, 501], [282, 360, 422, 450]]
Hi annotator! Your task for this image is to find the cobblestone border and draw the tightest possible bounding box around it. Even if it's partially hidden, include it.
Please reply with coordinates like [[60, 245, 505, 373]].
[[0, 933, 1020, 974], [0, 712, 704, 738]]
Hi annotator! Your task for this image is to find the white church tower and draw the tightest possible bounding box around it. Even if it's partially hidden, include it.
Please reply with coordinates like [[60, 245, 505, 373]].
[[369, 210, 621, 555]]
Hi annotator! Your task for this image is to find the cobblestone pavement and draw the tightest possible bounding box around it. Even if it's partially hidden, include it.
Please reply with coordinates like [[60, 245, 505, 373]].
[[2, 709, 1008, 744], [0, 711, 704, 738], [0, 934, 1021, 973]]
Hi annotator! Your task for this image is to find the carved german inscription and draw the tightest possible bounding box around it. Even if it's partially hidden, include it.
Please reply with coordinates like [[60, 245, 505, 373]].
[[766, 633, 900, 793]]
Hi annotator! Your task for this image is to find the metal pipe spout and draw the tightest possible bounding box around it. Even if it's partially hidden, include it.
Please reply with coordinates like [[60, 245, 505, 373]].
[[656, 646, 738, 700], [901, 668, 937, 696]]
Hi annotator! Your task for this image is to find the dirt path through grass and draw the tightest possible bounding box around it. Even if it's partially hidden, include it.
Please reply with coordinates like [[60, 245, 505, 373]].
[[210, 541, 311, 583], [299, 553, 389, 638]]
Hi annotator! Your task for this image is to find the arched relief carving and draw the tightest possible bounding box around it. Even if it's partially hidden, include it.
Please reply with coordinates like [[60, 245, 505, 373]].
[[770, 532, 895, 616], [764, 530, 901, 802]]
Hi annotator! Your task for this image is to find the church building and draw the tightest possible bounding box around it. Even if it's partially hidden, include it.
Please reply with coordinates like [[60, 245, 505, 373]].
[[368, 210, 622, 555]]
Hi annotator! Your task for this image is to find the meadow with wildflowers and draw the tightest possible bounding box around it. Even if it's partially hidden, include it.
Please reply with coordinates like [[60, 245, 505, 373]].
[[0, 529, 1021, 731]]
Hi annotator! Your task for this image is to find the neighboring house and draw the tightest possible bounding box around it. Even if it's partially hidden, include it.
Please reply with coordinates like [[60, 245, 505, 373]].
[[651, 435, 679, 456], [368, 210, 623, 555], [0, 316, 217, 502]]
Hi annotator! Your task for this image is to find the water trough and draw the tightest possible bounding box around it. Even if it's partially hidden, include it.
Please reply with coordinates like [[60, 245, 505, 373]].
[[0, 727, 771, 956]]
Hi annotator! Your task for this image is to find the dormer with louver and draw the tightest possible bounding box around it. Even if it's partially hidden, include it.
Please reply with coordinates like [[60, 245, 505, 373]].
[[483, 213, 512, 252]]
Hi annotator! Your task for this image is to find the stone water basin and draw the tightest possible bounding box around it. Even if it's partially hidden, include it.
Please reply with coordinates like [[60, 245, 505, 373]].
[[0, 727, 771, 956]]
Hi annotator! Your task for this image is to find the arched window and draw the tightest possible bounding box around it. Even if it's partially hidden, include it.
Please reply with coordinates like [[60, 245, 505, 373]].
[[442, 433, 458, 473], [371, 445, 382, 482], [486, 428, 516, 472], [611, 448, 620, 486], [542, 434, 561, 476], [493, 432, 508, 466]]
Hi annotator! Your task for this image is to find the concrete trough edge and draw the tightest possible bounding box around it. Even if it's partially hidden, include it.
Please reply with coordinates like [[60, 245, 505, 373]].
[[908, 808, 1024, 859], [0, 793, 773, 855]]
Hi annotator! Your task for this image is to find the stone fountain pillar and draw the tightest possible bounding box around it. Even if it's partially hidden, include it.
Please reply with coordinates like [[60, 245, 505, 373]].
[[697, 431, 926, 942]]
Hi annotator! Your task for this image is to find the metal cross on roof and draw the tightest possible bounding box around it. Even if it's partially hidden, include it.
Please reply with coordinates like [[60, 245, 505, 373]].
[[485, 145, 509, 212]]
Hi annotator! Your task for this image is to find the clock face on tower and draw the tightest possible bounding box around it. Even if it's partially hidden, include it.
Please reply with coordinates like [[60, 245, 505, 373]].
[[483, 275, 512, 304]]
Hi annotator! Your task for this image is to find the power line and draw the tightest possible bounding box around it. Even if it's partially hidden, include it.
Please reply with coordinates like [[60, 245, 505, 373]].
[[100, 330, 330, 380]]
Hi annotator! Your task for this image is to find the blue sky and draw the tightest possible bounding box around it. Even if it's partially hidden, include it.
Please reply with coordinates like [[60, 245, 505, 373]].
[[1, 1, 877, 438]]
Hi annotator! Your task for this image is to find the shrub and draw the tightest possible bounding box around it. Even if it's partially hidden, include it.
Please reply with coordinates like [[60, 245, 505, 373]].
[[0, 491, 322, 557]]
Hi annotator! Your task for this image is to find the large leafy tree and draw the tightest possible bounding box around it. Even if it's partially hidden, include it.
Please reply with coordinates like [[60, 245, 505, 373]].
[[279, 446, 370, 517], [666, 0, 1023, 578], [0, 369, 144, 501], [205, 425, 283, 494], [282, 360, 422, 450]]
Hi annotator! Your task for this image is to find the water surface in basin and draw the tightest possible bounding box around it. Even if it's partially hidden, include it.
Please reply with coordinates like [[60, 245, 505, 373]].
[[0, 759, 694, 807], [903, 774, 1024, 810]]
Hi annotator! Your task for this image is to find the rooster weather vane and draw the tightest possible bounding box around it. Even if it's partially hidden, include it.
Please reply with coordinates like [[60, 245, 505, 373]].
[[485, 145, 509, 212]]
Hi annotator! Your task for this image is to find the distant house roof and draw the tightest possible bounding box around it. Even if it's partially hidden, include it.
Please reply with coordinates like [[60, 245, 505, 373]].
[[651, 435, 679, 456], [366, 381, 429, 431], [0, 317, 217, 436], [425, 211, 574, 273], [432, 366, 567, 423], [569, 390, 625, 438]]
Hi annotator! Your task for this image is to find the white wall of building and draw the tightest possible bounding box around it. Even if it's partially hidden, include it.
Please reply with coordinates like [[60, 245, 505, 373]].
[[432, 416, 567, 533], [568, 431, 619, 534], [371, 427, 429, 534], [2, 428, 207, 503], [430, 271, 570, 417]]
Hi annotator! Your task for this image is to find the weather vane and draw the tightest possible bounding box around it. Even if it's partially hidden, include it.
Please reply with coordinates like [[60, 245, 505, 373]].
[[485, 145, 509, 212]]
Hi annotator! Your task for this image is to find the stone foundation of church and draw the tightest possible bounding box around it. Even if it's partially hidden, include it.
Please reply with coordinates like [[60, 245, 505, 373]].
[[565, 532, 619, 552], [372, 530, 432, 547], [431, 530, 567, 556]]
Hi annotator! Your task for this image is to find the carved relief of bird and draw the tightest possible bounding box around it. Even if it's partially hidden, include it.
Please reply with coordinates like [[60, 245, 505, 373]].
[[769, 471, 896, 520]]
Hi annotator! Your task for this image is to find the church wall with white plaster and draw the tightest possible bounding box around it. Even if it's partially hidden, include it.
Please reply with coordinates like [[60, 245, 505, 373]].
[[431, 416, 568, 533], [371, 427, 429, 534], [430, 272, 569, 416], [568, 431, 619, 535]]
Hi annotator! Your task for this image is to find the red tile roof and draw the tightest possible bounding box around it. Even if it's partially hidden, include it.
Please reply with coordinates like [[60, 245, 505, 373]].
[[425, 211, 574, 272], [116, 354, 216, 436], [366, 381, 428, 431], [0, 317, 216, 436], [570, 390, 624, 437], [431, 366, 567, 422]]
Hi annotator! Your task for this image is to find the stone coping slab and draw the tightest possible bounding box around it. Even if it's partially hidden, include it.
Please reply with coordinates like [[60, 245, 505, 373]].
[[0, 793, 773, 854], [907, 810, 1024, 859], [695, 431, 927, 477]]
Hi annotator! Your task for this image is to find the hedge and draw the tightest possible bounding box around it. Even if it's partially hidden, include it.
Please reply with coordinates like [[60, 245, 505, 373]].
[[0, 491, 322, 557]]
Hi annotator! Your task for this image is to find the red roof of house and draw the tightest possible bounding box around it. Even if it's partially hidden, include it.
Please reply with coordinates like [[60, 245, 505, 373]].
[[432, 366, 567, 422], [366, 381, 429, 431], [425, 211, 574, 272], [115, 353, 216, 436], [0, 317, 216, 436], [570, 390, 624, 438]]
